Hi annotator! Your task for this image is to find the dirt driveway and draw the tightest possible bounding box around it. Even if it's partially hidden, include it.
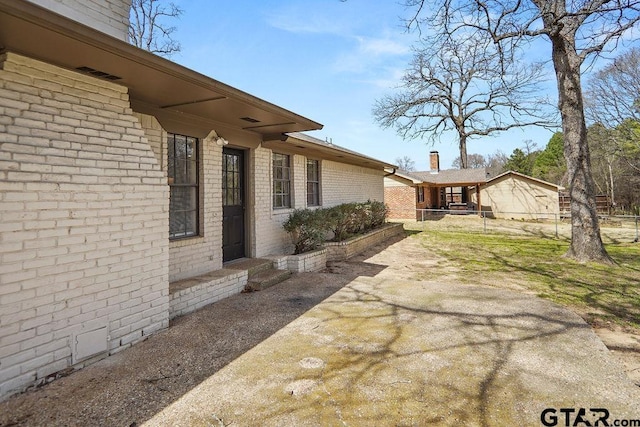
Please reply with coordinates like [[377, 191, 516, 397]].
[[1, 231, 639, 426]]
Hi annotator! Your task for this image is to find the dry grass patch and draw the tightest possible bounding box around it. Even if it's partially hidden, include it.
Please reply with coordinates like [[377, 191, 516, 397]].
[[403, 219, 640, 332]]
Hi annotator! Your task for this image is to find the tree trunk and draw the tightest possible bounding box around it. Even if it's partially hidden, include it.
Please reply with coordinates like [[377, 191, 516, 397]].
[[459, 133, 468, 169], [607, 159, 615, 209], [550, 35, 613, 263]]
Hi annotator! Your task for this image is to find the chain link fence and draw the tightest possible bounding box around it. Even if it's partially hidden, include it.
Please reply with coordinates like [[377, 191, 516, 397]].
[[405, 209, 640, 243]]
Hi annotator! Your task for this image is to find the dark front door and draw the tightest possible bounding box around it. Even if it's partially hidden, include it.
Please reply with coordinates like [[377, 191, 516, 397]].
[[222, 148, 245, 262]]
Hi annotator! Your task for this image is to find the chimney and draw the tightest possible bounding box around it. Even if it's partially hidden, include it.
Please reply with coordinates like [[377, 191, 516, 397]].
[[429, 151, 440, 173]]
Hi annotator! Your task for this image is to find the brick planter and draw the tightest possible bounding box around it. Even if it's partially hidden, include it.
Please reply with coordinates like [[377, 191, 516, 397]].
[[287, 248, 327, 273], [324, 223, 404, 262]]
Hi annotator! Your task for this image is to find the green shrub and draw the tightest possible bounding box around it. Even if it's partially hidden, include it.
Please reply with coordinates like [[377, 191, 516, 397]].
[[369, 200, 389, 229], [326, 203, 357, 241], [348, 203, 368, 234], [324, 201, 389, 241], [282, 209, 328, 254], [283, 201, 390, 251]]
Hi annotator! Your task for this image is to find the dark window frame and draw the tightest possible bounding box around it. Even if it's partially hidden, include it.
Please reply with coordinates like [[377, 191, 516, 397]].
[[168, 133, 199, 239], [417, 186, 425, 203], [273, 153, 291, 209], [223, 149, 243, 207], [306, 159, 320, 207]]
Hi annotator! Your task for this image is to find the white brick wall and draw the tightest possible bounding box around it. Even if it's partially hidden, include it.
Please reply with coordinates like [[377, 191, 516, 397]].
[[253, 146, 286, 256], [0, 52, 169, 400], [252, 148, 386, 257], [171, 138, 222, 282], [26, 0, 132, 41], [169, 270, 248, 319], [133, 118, 225, 283], [321, 160, 385, 207], [133, 113, 165, 171]]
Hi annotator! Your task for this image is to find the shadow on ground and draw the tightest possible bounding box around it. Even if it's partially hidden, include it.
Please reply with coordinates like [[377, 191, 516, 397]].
[[0, 235, 404, 427], [144, 240, 640, 426]]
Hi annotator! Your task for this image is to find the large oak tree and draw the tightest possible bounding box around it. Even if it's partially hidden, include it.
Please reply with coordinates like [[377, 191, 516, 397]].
[[374, 33, 553, 169], [404, 0, 640, 263]]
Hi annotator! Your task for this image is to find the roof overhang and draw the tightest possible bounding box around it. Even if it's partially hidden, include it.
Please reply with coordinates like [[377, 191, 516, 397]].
[[0, 0, 322, 136], [262, 133, 396, 170], [427, 181, 487, 187], [486, 170, 565, 191], [385, 171, 422, 186]]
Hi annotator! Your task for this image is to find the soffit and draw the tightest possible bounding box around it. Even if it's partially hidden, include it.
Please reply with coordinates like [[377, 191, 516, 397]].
[[262, 134, 396, 171], [0, 0, 322, 136]]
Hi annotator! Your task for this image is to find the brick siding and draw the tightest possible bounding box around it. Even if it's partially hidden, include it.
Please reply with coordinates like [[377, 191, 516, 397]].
[[0, 53, 169, 399], [384, 185, 417, 219], [26, 0, 131, 41], [321, 160, 385, 207], [253, 151, 387, 257]]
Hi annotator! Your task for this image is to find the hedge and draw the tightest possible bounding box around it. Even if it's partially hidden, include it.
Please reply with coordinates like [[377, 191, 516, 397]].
[[283, 200, 389, 254]]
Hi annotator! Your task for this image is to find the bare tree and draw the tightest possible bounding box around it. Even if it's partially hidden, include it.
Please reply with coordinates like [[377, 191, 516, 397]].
[[403, 0, 640, 263], [585, 47, 640, 182], [129, 0, 183, 57], [588, 122, 640, 214], [586, 47, 640, 126], [452, 153, 486, 169], [395, 156, 417, 171], [485, 150, 509, 177], [374, 32, 554, 169]]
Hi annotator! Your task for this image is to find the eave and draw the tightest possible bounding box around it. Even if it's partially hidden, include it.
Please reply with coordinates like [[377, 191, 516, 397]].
[[262, 132, 396, 170], [0, 0, 323, 136]]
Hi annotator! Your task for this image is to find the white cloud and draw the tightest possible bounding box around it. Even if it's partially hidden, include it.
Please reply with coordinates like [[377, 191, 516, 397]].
[[263, 3, 355, 36], [358, 36, 411, 56], [332, 34, 412, 74]]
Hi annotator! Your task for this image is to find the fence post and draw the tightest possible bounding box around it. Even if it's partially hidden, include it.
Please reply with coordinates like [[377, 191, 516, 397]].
[[421, 209, 425, 230], [483, 210, 486, 233], [555, 213, 559, 239], [636, 215, 639, 242]]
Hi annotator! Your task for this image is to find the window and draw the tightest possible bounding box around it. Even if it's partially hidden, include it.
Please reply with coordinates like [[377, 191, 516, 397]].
[[223, 149, 242, 207], [417, 186, 425, 203], [168, 133, 199, 239], [307, 159, 320, 206], [273, 153, 291, 209]]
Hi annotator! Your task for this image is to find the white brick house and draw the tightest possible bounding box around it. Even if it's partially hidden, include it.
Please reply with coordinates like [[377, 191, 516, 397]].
[[0, 0, 393, 400]]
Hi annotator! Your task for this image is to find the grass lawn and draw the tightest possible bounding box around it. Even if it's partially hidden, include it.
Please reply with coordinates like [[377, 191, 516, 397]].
[[405, 221, 640, 332]]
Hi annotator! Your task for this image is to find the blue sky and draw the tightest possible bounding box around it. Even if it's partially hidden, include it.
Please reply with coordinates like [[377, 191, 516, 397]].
[[170, 0, 560, 170]]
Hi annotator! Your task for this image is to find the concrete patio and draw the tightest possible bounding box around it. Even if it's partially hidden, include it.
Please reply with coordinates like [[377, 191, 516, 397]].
[[1, 232, 638, 427]]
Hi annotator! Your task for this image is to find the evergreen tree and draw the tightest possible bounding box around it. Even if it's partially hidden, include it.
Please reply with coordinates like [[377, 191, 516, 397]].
[[504, 148, 534, 175], [533, 132, 566, 184]]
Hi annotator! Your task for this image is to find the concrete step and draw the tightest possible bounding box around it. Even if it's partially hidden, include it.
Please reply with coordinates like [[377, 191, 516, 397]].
[[244, 269, 292, 292], [225, 258, 273, 278]]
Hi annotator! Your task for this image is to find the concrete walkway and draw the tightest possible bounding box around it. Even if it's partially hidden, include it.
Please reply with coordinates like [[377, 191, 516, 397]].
[[1, 233, 639, 426], [146, 272, 640, 426]]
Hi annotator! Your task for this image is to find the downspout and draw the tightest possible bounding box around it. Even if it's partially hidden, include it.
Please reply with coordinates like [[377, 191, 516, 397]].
[[383, 167, 397, 177]]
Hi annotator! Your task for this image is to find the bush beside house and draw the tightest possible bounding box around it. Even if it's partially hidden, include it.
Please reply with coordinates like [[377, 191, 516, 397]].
[[283, 201, 389, 254]]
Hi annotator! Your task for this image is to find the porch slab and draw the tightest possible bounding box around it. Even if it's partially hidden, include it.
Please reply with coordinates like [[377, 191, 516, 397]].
[[224, 258, 274, 276], [245, 269, 292, 292], [169, 269, 248, 319]]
